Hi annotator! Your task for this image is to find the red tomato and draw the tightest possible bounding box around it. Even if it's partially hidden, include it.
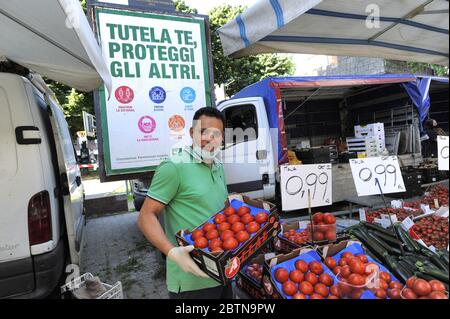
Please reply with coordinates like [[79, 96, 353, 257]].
[[330, 285, 339, 297], [323, 213, 336, 225], [222, 237, 239, 251], [388, 288, 401, 299], [332, 266, 341, 276], [282, 232, 290, 238], [348, 274, 365, 286], [214, 214, 226, 224], [282, 281, 297, 296], [337, 280, 352, 297], [429, 280, 446, 292], [299, 281, 314, 295], [205, 229, 219, 240], [340, 265, 351, 279], [275, 268, 289, 283], [247, 221, 261, 234], [217, 222, 231, 232], [224, 207, 236, 216], [227, 214, 240, 225], [288, 229, 296, 236], [240, 214, 255, 225], [220, 230, 234, 241], [289, 270, 304, 284], [235, 230, 250, 243], [231, 222, 245, 233], [412, 279, 432, 297], [338, 258, 348, 267], [324, 257, 337, 269], [406, 276, 418, 289], [255, 212, 269, 224], [208, 239, 223, 252], [349, 259, 366, 276], [429, 291, 448, 299], [402, 288, 418, 299], [324, 230, 336, 241], [309, 293, 323, 299], [378, 279, 389, 290], [356, 254, 368, 263], [309, 261, 324, 275], [237, 206, 251, 217], [319, 273, 333, 287], [314, 283, 329, 298], [328, 295, 339, 299], [305, 272, 319, 285], [295, 260, 309, 273], [313, 232, 325, 241], [389, 281, 404, 290], [292, 292, 307, 299], [202, 223, 216, 232], [191, 229, 204, 241], [194, 237, 208, 249], [341, 252, 354, 259], [350, 288, 364, 299], [379, 271, 392, 283], [312, 213, 324, 224], [288, 235, 296, 242], [375, 288, 387, 299]]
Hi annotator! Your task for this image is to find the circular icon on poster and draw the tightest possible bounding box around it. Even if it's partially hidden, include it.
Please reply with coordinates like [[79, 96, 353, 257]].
[[168, 115, 186, 132], [149, 86, 166, 104], [115, 86, 134, 104], [138, 116, 156, 134], [180, 87, 196, 103]]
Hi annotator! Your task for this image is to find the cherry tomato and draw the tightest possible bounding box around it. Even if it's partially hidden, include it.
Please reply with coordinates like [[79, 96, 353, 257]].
[[231, 222, 245, 233], [309, 261, 324, 275], [202, 223, 216, 232], [222, 237, 239, 251], [224, 207, 236, 216], [240, 214, 255, 225], [191, 229, 204, 241], [295, 260, 309, 273], [289, 270, 304, 284], [312, 213, 324, 224], [305, 272, 318, 285], [194, 237, 208, 249], [214, 214, 227, 224], [247, 221, 261, 234], [220, 230, 234, 241], [255, 212, 269, 224], [205, 229, 219, 240], [227, 214, 240, 225], [283, 281, 298, 296], [235, 230, 250, 243], [299, 281, 314, 295], [324, 257, 337, 269], [237, 206, 251, 217], [217, 222, 231, 232], [275, 268, 289, 283], [319, 273, 333, 287]]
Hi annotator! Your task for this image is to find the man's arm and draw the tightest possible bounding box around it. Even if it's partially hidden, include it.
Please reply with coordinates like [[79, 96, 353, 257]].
[[137, 197, 174, 256]]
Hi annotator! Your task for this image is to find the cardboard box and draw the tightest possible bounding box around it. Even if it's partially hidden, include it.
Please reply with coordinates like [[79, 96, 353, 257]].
[[175, 194, 280, 285], [236, 253, 277, 299], [354, 123, 385, 139], [273, 220, 308, 253]]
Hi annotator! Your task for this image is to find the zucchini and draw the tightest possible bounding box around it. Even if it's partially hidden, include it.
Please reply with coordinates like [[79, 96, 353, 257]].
[[366, 230, 399, 255], [361, 221, 398, 238], [349, 229, 388, 262], [394, 224, 420, 252], [415, 262, 449, 283]]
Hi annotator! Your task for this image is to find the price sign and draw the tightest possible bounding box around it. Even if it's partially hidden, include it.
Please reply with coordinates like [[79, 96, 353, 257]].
[[438, 136, 449, 171], [350, 156, 405, 196], [280, 164, 332, 211]]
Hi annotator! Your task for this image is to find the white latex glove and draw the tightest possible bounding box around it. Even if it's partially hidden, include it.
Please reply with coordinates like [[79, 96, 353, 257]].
[[167, 246, 210, 278]]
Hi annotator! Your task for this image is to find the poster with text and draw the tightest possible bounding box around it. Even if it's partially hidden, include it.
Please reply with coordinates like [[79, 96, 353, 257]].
[[438, 136, 449, 171], [95, 8, 211, 175], [349, 156, 406, 196], [280, 164, 333, 211]]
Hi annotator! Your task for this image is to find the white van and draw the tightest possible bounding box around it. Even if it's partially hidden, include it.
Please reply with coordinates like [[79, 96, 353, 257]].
[[0, 70, 85, 298]]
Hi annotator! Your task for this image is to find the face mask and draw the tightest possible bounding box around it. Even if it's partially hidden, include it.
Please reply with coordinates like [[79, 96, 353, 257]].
[[192, 142, 221, 162]]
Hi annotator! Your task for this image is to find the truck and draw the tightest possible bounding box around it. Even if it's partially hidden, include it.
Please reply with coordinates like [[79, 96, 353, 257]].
[[132, 74, 449, 211]]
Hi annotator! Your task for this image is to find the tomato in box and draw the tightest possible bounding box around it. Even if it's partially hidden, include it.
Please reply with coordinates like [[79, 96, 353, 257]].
[[237, 206, 251, 217], [247, 221, 260, 234], [214, 214, 227, 224], [241, 214, 254, 225]]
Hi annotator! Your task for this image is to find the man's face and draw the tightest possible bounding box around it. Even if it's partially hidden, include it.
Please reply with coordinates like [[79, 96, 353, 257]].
[[190, 115, 224, 153]]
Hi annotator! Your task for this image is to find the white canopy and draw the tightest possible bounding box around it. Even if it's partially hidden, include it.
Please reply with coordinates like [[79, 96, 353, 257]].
[[0, 0, 112, 93], [218, 0, 449, 66]]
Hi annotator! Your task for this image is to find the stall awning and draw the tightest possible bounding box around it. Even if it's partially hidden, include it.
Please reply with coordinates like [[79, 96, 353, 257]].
[[0, 0, 112, 93], [218, 0, 449, 66]]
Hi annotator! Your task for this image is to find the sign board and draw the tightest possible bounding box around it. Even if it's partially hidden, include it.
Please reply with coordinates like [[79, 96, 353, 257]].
[[349, 156, 406, 196], [94, 7, 212, 177], [90, 0, 175, 12], [437, 136, 449, 171], [280, 164, 333, 211]]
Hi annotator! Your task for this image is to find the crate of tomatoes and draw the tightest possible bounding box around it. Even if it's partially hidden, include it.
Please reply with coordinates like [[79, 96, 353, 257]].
[[175, 194, 280, 285], [306, 212, 337, 244], [236, 253, 276, 299], [273, 220, 309, 253]]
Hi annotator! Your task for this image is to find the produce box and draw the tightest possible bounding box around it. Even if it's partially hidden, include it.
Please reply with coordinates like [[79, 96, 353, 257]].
[[236, 253, 277, 299], [262, 247, 340, 299], [319, 241, 402, 299], [273, 220, 308, 253], [175, 194, 280, 285]]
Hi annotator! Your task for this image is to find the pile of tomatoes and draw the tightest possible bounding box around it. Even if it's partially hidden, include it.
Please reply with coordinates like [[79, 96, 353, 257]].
[[281, 228, 308, 245], [412, 215, 449, 249], [307, 212, 336, 242], [421, 185, 449, 208], [325, 251, 402, 299], [245, 263, 263, 282], [191, 205, 269, 253], [366, 207, 417, 223], [274, 260, 338, 299], [401, 276, 447, 299]]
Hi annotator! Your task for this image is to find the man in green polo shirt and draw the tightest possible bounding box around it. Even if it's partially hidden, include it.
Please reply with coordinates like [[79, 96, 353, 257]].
[[137, 107, 231, 299]]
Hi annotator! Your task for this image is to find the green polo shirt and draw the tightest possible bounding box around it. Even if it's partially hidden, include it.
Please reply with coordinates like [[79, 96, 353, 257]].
[[147, 147, 228, 293]]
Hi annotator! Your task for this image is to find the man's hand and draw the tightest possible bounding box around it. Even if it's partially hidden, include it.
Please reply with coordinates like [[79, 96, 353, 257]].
[[168, 246, 210, 278]]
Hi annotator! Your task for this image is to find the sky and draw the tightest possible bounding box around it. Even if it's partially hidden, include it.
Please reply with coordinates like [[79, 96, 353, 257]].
[[183, 0, 330, 75]]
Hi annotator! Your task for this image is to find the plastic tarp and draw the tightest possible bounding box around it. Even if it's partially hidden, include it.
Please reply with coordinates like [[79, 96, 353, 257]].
[[0, 0, 111, 93], [231, 74, 449, 164], [218, 0, 449, 66]]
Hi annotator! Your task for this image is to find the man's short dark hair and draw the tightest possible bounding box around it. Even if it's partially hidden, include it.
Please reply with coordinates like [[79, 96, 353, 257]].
[[193, 107, 225, 127]]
